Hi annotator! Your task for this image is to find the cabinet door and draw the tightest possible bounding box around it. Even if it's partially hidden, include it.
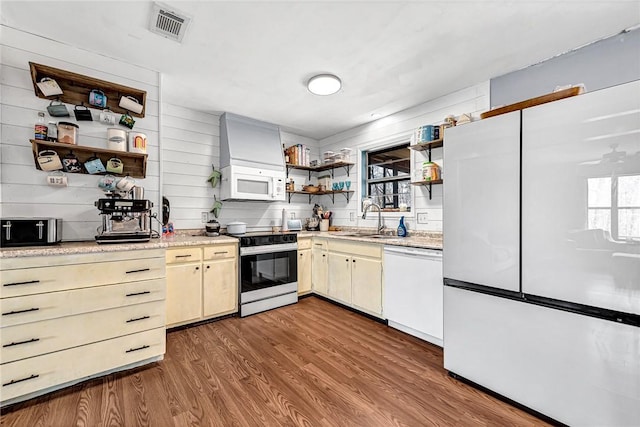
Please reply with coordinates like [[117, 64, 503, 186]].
[[328, 253, 351, 304], [297, 249, 312, 294], [351, 256, 382, 315], [166, 263, 202, 326], [443, 111, 520, 292], [312, 249, 328, 295], [202, 258, 237, 317]]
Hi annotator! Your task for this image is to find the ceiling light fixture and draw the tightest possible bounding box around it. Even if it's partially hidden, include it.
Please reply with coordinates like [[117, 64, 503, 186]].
[[307, 74, 342, 96]]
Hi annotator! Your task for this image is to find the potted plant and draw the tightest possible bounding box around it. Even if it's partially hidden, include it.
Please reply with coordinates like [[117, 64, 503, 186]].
[[205, 165, 223, 236]]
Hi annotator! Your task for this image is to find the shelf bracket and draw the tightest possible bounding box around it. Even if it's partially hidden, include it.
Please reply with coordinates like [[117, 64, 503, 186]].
[[427, 182, 433, 200]]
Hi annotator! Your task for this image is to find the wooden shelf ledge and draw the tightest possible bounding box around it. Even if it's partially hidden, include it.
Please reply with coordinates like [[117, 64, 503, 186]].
[[31, 140, 147, 178], [30, 62, 147, 118]]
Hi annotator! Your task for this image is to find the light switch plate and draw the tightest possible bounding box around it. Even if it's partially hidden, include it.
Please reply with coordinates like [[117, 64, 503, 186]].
[[201, 212, 208, 223], [417, 213, 429, 224], [350, 212, 355, 221]]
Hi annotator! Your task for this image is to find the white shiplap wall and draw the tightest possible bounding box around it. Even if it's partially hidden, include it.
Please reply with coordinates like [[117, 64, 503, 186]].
[[161, 104, 319, 231], [0, 26, 161, 241], [318, 82, 490, 233]]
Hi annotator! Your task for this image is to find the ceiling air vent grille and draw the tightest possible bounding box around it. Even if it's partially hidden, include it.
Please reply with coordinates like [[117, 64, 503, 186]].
[[149, 3, 191, 43]]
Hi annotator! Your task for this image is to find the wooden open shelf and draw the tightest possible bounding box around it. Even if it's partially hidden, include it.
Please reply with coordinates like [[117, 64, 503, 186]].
[[29, 62, 147, 118], [409, 138, 443, 152], [286, 161, 354, 179], [411, 179, 442, 200], [287, 189, 354, 203], [31, 140, 147, 178]]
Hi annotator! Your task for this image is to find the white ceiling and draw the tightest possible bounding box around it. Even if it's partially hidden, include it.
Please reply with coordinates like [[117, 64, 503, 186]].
[[2, 1, 639, 139]]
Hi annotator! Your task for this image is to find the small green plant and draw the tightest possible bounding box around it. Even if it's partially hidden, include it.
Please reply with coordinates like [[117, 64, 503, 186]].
[[210, 195, 222, 219], [206, 164, 221, 188]]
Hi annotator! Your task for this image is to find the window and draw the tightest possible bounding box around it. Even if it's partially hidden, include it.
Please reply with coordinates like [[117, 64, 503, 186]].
[[365, 143, 411, 211], [587, 174, 640, 240]]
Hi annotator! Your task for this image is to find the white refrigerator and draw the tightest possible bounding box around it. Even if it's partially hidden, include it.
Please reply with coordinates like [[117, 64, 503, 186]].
[[443, 80, 640, 426]]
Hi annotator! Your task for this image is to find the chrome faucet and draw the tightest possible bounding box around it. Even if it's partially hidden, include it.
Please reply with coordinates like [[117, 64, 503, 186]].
[[362, 202, 384, 234]]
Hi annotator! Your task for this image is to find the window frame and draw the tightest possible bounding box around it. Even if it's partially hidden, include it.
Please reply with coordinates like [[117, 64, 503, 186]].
[[359, 137, 414, 216]]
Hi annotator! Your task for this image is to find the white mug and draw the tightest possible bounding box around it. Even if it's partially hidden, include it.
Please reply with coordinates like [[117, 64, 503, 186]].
[[116, 176, 135, 192], [47, 171, 67, 187]]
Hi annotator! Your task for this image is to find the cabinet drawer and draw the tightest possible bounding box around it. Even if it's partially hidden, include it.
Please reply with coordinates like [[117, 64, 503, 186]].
[[1, 327, 165, 402], [165, 247, 202, 264], [312, 238, 328, 250], [0, 279, 165, 328], [297, 238, 312, 250], [0, 249, 165, 270], [1, 301, 165, 364], [203, 244, 237, 260], [328, 240, 382, 258], [1, 257, 165, 298]]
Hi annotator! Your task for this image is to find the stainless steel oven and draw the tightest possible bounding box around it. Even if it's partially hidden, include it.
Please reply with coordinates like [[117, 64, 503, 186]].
[[239, 233, 298, 317]]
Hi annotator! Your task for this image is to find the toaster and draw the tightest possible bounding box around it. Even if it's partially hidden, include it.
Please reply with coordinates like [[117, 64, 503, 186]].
[[287, 219, 303, 231], [0, 218, 62, 247]]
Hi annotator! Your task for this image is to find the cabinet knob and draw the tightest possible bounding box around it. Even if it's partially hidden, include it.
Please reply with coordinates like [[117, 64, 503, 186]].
[[206, 265, 210, 269], [195, 266, 200, 270], [345, 259, 349, 262], [352, 259, 356, 263]]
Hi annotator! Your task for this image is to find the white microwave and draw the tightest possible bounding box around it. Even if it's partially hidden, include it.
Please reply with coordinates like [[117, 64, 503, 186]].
[[220, 165, 286, 202]]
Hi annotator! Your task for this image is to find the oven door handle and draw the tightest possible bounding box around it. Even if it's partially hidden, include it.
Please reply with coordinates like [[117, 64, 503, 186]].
[[240, 243, 298, 256]]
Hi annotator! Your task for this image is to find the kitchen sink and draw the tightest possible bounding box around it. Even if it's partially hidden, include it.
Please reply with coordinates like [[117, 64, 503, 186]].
[[338, 232, 397, 239]]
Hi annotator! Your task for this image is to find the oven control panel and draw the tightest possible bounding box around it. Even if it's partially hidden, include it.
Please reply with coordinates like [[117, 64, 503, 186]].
[[240, 233, 297, 247]]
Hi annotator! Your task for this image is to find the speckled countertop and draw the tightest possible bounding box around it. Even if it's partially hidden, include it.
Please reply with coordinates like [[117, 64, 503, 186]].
[[0, 235, 238, 259], [0, 230, 440, 259]]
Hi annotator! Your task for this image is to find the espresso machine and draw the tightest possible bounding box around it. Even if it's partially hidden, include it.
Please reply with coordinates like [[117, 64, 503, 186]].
[[95, 189, 153, 243]]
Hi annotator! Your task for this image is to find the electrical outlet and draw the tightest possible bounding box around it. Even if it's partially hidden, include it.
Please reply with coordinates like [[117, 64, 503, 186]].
[[417, 213, 429, 224], [290, 212, 295, 219], [350, 212, 355, 221], [201, 212, 208, 223]]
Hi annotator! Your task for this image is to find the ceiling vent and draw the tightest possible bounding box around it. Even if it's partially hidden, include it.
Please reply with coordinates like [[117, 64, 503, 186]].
[[149, 2, 191, 43]]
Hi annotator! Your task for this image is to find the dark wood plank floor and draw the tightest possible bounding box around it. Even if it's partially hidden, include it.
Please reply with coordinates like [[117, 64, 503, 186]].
[[1, 297, 548, 426]]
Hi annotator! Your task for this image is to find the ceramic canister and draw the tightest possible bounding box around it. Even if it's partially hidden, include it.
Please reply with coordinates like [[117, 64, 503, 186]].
[[128, 132, 147, 154], [107, 128, 127, 152]]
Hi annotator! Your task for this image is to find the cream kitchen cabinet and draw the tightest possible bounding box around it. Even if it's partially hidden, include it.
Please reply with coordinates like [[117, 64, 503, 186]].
[[165, 243, 238, 328], [297, 237, 312, 295], [203, 244, 238, 318], [166, 260, 202, 325], [311, 238, 328, 295], [0, 249, 166, 406], [326, 240, 383, 317], [328, 253, 352, 304]]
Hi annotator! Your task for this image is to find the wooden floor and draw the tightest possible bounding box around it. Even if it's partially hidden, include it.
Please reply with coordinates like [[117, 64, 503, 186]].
[[1, 297, 548, 426]]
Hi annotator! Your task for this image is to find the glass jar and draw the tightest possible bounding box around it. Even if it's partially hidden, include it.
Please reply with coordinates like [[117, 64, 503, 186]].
[[422, 161, 440, 181]]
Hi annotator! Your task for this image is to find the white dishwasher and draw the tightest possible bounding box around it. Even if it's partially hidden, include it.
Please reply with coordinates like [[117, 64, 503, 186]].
[[383, 246, 443, 346]]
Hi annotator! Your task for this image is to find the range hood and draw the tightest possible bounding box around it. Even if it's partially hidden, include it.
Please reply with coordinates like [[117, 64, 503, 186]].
[[220, 112, 285, 171], [219, 113, 287, 202]]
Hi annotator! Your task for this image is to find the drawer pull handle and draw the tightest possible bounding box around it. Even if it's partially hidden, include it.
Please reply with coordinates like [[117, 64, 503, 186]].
[[126, 268, 150, 274], [314, 243, 323, 246], [126, 291, 151, 297], [3, 280, 40, 287], [175, 254, 192, 258], [214, 251, 228, 255], [126, 344, 150, 353], [3, 374, 39, 387], [3, 338, 40, 348], [126, 315, 150, 323], [2, 307, 39, 316]]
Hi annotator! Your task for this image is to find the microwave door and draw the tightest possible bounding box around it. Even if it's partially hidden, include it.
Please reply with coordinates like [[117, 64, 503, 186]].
[[237, 176, 270, 199]]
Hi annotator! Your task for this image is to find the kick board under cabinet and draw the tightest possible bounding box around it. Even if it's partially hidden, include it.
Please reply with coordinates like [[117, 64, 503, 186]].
[[0, 249, 166, 406]]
